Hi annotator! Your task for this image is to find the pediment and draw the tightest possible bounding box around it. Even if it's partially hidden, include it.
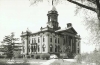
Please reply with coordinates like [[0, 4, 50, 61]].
[[55, 27, 77, 35], [66, 27, 77, 34]]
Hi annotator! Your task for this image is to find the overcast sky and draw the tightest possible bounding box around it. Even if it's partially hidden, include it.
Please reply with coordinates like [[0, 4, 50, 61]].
[[0, 0, 96, 53]]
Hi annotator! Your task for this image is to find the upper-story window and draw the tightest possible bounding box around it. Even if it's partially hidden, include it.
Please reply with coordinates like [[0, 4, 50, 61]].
[[32, 38, 33, 43], [29, 40, 30, 44], [23, 40, 25, 44], [78, 43, 80, 46], [66, 36, 67, 43], [43, 36, 45, 42], [34, 38, 36, 43], [63, 39, 65, 45], [55, 38, 57, 43], [50, 37, 52, 42], [58, 38, 59, 43], [38, 37, 40, 43]]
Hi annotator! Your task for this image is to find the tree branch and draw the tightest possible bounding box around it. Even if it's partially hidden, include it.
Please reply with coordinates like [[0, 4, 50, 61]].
[[96, 0, 100, 10], [67, 0, 97, 12]]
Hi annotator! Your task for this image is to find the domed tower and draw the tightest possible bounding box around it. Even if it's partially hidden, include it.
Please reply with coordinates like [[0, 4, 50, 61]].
[[47, 5, 60, 31]]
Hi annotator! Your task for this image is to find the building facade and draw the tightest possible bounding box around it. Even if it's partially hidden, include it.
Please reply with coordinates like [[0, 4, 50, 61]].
[[21, 6, 81, 58]]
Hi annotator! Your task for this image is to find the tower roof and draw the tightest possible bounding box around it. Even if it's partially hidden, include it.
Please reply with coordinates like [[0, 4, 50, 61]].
[[51, 5, 56, 11]]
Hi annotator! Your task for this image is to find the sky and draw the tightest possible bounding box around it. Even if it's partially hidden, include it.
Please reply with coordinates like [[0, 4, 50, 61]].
[[0, 0, 96, 53]]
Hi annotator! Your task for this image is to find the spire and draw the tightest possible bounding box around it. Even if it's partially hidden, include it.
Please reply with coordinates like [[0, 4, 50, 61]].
[[51, 0, 56, 11]]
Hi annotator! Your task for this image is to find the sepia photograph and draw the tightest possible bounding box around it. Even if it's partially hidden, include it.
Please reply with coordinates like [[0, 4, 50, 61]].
[[0, 0, 99, 65]]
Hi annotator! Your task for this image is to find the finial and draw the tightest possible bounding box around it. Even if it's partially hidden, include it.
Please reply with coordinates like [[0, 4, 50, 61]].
[[26, 28, 29, 32], [52, 0, 53, 6], [22, 31, 23, 34]]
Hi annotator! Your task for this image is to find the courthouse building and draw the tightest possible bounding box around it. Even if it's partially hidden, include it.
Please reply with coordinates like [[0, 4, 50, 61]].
[[21, 6, 81, 58]]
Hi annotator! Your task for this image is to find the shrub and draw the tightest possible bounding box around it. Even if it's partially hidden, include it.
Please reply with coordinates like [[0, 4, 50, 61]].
[[75, 51, 100, 65], [0, 55, 5, 58], [34, 54, 40, 59], [18, 55, 23, 58], [60, 53, 68, 59], [41, 54, 50, 60]]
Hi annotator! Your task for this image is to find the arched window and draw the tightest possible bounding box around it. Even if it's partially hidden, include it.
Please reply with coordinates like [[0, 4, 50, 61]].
[[31, 46, 33, 52], [55, 38, 57, 43], [23, 47, 24, 52], [32, 38, 33, 43], [29, 46, 30, 52], [58, 38, 59, 43], [50, 44, 53, 52], [43, 36, 45, 42], [78, 48, 80, 53], [50, 37, 52, 42], [38, 45, 40, 52], [42, 44, 46, 52], [38, 37, 40, 43], [58, 45, 60, 52], [55, 45, 57, 52], [63, 39, 65, 45], [29, 40, 30, 44]]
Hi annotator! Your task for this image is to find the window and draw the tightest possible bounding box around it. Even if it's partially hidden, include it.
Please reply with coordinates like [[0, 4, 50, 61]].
[[50, 44, 53, 52], [55, 45, 57, 52], [31, 46, 33, 52], [32, 38, 33, 43], [78, 43, 80, 46], [43, 36, 45, 42], [55, 38, 57, 43], [58, 45, 60, 52], [38, 37, 40, 43], [23, 47, 24, 52], [78, 49, 80, 53], [50, 37, 52, 42], [34, 45, 36, 52], [34, 38, 36, 43], [42, 44, 46, 52], [38, 45, 40, 52], [29, 40, 30, 44], [66, 36, 67, 43], [29, 47, 30, 52], [43, 47, 45, 52], [23, 41, 25, 45], [63, 39, 65, 45], [58, 38, 59, 43]]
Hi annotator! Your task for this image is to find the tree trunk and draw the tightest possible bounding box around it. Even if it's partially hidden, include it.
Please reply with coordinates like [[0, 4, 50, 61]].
[[97, 9, 100, 27]]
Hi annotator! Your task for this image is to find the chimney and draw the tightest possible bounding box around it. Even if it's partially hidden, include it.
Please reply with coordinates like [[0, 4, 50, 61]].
[[67, 23, 72, 28]]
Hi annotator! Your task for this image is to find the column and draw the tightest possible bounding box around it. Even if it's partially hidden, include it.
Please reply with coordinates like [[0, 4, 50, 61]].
[[74, 37, 76, 53], [71, 37, 72, 52], [40, 35, 42, 54], [76, 39, 78, 54], [67, 35, 69, 46]]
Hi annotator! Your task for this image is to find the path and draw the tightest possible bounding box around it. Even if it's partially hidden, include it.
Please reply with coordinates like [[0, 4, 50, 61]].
[[40, 59, 56, 65], [64, 59, 76, 62]]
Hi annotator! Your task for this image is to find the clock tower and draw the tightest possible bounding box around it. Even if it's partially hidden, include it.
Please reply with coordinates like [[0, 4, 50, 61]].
[[47, 5, 60, 31]]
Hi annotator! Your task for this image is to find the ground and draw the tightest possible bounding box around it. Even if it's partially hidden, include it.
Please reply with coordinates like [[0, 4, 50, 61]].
[[0, 58, 87, 65]]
